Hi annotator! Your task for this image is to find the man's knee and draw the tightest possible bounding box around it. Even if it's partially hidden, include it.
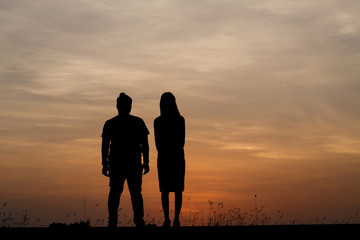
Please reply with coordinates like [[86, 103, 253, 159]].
[[109, 185, 124, 197], [128, 179, 142, 195], [129, 188, 142, 200]]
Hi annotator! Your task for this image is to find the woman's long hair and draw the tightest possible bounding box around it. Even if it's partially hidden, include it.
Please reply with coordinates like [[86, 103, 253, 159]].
[[160, 92, 181, 117]]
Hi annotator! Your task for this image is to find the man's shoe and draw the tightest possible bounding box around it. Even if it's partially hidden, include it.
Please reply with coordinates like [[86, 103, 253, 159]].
[[135, 219, 145, 229], [108, 222, 117, 229]]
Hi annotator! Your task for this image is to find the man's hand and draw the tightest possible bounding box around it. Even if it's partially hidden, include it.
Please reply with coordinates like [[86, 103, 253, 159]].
[[143, 163, 150, 175], [102, 165, 109, 177], [101, 137, 110, 177]]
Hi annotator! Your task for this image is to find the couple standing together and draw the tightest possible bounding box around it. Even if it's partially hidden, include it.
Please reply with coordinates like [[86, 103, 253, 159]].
[[101, 92, 185, 228]]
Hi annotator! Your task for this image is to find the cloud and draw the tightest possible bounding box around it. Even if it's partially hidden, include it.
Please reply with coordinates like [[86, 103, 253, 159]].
[[1, 0, 359, 134]]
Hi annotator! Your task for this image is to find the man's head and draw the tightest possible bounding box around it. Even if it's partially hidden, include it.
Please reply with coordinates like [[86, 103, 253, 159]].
[[117, 92, 132, 115]]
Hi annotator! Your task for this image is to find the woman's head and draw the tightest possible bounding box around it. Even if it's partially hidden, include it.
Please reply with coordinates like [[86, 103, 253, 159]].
[[160, 92, 180, 117]]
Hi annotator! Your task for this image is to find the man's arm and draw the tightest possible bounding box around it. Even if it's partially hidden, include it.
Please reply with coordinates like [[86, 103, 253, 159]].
[[141, 135, 150, 175], [101, 137, 110, 177]]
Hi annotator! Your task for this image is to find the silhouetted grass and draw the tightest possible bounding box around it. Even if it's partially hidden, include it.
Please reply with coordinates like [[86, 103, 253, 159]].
[[2, 198, 359, 228], [49, 221, 90, 229], [180, 197, 360, 226], [180, 199, 271, 226], [0, 202, 35, 227]]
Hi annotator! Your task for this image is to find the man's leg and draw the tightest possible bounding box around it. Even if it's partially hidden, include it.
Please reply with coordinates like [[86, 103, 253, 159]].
[[108, 175, 125, 228], [127, 169, 145, 227]]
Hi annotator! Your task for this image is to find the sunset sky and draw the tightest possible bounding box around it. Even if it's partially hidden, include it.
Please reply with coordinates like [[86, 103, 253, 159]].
[[1, 0, 360, 226]]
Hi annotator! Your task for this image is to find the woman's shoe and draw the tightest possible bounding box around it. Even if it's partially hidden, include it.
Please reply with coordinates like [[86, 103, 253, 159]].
[[173, 218, 180, 228], [163, 219, 171, 228]]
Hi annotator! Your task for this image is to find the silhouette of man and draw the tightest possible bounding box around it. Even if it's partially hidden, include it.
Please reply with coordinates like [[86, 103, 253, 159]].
[[101, 92, 150, 228]]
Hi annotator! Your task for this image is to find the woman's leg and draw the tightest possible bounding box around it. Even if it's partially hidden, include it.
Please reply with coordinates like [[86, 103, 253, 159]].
[[161, 191, 170, 225], [174, 191, 183, 226]]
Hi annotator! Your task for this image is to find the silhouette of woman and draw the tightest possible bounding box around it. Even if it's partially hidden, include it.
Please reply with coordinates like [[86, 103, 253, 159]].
[[154, 92, 185, 227]]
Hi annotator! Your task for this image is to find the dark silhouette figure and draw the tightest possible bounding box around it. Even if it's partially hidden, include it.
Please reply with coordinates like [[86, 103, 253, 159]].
[[101, 93, 150, 228], [154, 92, 185, 227]]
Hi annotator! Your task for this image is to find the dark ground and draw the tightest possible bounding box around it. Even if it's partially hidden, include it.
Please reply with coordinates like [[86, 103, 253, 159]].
[[1, 224, 359, 239]]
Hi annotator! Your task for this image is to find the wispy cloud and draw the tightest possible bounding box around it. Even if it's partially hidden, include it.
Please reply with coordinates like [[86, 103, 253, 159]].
[[2, 0, 360, 158]]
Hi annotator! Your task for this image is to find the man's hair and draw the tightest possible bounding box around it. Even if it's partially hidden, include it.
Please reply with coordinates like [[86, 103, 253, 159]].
[[117, 92, 132, 114]]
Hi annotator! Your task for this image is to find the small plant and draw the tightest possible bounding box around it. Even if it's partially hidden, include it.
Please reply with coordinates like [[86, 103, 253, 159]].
[[1, 202, 34, 227], [206, 201, 253, 226], [49, 220, 90, 229], [274, 210, 284, 225]]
